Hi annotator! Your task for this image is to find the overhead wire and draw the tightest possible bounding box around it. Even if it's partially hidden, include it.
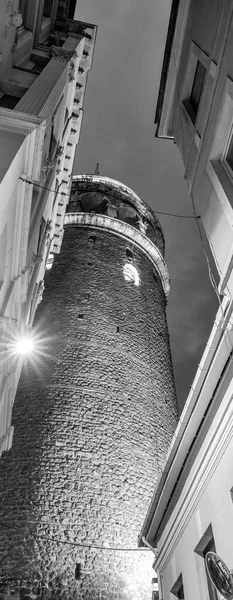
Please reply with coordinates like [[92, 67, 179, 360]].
[[19, 177, 199, 219], [0, 521, 150, 552], [19, 176, 70, 198]]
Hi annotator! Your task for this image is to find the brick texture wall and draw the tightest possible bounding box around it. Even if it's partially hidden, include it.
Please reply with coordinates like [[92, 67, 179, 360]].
[[0, 225, 178, 600]]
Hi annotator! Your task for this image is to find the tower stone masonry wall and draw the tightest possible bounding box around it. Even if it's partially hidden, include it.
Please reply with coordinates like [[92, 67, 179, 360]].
[[0, 185, 178, 600]]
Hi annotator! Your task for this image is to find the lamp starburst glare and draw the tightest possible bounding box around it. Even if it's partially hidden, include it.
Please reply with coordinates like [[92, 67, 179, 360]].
[[15, 337, 34, 355]]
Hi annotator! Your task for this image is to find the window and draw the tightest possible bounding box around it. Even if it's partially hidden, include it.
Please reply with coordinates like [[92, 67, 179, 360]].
[[78, 313, 84, 319], [0, 94, 19, 109], [225, 131, 233, 172], [68, 0, 76, 19], [123, 263, 139, 286], [190, 61, 206, 118], [0, 223, 7, 289], [52, 179, 60, 210], [74, 562, 81, 580], [37, 217, 46, 253], [126, 248, 133, 260], [88, 235, 96, 246], [152, 576, 159, 600], [170, 574, 184, 599], [182, 43, 208, 129], [195, 525, 218, 600], [49, 121, 57, 158]]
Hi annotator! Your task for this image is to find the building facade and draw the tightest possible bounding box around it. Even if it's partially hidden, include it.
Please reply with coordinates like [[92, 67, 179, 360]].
[[138, 294, 233, 600], [0, 175, 178, 600], [0, 0, 97, 456], [138, 2, 233, 598], [155, 0, 233, 299]]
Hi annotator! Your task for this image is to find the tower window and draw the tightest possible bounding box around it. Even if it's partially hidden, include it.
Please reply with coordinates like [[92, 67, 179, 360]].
[[126, 248, 133, 260], [78, 313, 84, 319], [123, 264, 139, 286], [74, 563, 81, 580], [88, 235, 96, 246]]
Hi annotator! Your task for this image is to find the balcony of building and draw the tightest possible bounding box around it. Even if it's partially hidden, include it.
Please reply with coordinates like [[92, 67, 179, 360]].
[[0, 0, 96, 112]]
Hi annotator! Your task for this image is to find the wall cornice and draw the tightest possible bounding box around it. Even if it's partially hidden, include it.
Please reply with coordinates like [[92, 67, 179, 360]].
[[64, 212, 170, 298], [0, 109, 44, 134]]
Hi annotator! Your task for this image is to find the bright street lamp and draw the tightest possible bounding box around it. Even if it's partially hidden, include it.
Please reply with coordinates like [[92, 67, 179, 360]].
[[14, 337, 34, 355]]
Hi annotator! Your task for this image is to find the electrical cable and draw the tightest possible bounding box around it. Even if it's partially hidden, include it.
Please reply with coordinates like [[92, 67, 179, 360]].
[[19, 177, 70, 198], [19, 177, 200, 219], [0, 522, 150, 551], [38, 535, 150, 551], [154, 209, 199, 219]]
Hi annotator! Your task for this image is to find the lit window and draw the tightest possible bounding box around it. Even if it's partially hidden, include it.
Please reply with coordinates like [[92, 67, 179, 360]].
[[123, 263, 139, 286], [189, 60, 206, 120]]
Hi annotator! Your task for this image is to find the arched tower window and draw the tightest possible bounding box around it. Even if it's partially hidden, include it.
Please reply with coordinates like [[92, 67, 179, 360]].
[[125, 248, 133, 260], [88, 235, 96, 246], [123, 263, 139, 286]]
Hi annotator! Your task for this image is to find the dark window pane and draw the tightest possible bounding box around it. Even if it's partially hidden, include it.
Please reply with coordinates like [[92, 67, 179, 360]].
[[190, 60, 206, 115], [68, 0, 76, 19], [226, 135, 233, 171], [0, 94, 19, 109], [171, 574, 185, 599], [177, 584, 184, 599]]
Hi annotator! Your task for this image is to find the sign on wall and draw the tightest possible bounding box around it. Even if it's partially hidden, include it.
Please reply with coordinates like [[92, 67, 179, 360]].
[[205, 552, 233, 599]]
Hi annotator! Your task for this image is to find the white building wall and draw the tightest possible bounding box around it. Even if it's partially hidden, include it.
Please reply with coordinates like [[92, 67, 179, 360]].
[[0, 21, 97, 457], [156, 373, 233, 600]]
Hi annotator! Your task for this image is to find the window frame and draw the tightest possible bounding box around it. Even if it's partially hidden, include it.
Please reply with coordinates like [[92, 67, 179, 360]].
[[207, 75, 233, 226], [223, 122, 233, 182], [194, 524, 218, 600], [170, 573, 184, 599], [182, 42, 209, 129], [189, 60, 207, 120]]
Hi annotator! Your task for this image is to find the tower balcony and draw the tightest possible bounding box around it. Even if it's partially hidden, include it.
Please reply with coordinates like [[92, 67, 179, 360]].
[[68, 174, 166, 256]]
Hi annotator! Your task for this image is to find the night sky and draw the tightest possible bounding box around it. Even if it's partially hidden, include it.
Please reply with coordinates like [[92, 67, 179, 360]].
[[74, 0, 218, 412]]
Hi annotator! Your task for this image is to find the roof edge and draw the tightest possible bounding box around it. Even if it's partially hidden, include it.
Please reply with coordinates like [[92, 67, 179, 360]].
[[154, 0, 180, 132]]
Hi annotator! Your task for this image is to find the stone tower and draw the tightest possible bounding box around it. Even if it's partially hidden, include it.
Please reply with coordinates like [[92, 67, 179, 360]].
[[0, 175, 178, 600]]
